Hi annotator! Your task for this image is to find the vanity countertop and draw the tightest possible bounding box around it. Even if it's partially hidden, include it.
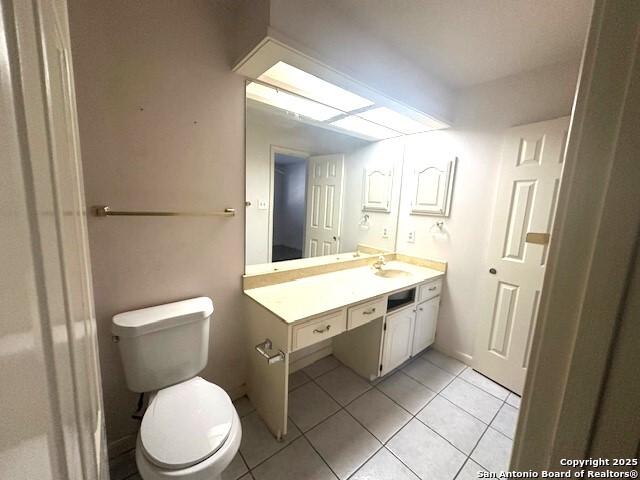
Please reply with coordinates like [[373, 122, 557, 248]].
[[244, 261, 444, 324]]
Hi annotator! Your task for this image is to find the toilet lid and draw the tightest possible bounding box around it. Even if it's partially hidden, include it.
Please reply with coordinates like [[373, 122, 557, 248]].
[[140, 377, 234, 469]]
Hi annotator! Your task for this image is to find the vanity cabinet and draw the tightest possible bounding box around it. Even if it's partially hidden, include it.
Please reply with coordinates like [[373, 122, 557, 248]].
[[244, 262, 444, 441], [380, 306, 415, 375], [412, 296, 439, 356], [380, 279, 441, 374]]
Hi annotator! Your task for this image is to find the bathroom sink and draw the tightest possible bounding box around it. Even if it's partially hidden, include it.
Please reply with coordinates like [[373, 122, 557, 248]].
[[374, 268, 412, 278]]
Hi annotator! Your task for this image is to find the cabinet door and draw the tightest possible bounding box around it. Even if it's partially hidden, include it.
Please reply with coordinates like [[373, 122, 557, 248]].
[[363, 168, 393, 212], [412, 297, 439, 356], [381, 307, 415, 375]]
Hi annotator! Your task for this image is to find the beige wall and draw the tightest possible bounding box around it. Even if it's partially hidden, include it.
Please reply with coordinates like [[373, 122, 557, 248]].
[[396, 61, 581, 362], [68, 0, 248, 447]]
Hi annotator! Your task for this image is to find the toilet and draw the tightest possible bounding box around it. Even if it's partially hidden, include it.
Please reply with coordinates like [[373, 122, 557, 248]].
[[112, 297, 241, 480]]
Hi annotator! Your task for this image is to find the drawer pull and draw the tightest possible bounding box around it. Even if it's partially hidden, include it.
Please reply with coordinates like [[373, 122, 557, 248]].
[[313, 325, 332, 334], [428, 286, 437, 291], [255, 339, 285, 365], [363, 307, 377, 315]]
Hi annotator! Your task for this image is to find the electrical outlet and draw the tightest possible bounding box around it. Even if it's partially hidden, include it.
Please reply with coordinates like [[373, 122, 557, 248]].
[[382, 227, 389, 239], [408, 231, 416, 243], [258, 200, 268, 210]]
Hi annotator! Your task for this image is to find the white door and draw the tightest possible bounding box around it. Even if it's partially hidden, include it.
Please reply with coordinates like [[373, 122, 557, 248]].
[[412, 297, 439, 356], [304, 154, 344, 257], [1, 0, 107, 478], [474, 117, 570, 394], [381, 307, 415, 375]]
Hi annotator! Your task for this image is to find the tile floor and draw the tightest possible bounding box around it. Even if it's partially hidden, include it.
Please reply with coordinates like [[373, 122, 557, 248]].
[[110, 348, 519, 480]]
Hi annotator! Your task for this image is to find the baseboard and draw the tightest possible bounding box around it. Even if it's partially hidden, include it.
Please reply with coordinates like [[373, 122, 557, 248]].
[[433, 343, 472, 366], [107, 433, 137, 459], [228, 382, 248, 401]]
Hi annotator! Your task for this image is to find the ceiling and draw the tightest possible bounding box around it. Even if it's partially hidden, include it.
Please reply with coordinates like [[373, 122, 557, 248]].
[[325, 0, 593, 88]]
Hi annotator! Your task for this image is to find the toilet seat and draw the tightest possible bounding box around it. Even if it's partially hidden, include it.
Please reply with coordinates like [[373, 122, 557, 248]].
[[140, 377, 234, 470]]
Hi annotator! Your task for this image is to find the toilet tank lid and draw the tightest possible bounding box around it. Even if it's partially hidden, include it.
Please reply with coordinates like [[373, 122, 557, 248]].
[[112, 297, 213, 338]]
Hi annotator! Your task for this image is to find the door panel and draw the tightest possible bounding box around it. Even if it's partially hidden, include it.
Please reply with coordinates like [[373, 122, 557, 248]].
[[1, 0, 107, 477], [304, 154, 344, 257], [474, 117, 570, 394], [412, 297, 439, 355], [381, 308, 415, 375]]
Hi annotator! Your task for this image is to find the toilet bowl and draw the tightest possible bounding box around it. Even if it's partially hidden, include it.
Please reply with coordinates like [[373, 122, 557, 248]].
[[112, 298, 241, 480], [135, 377, 241, 480]]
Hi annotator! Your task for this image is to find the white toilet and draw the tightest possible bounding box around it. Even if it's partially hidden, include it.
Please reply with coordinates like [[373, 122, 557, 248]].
[[112, 297, 241, 480]]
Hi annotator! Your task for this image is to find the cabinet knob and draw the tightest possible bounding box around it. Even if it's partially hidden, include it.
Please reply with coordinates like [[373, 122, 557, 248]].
[[489, 268, 497, 275]]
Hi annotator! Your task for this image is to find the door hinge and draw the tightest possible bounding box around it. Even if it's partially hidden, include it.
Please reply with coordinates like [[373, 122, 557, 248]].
[[383, 322, 387, 331], [379, 364, 383, 372]]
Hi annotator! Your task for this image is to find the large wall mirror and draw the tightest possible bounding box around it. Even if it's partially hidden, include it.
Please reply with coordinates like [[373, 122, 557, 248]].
[[243, 57, 458, 272], [245, 85, 407, 270]]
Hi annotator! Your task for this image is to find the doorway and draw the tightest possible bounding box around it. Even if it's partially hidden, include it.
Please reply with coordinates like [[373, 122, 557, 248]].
[[272, 152, 308, 261]]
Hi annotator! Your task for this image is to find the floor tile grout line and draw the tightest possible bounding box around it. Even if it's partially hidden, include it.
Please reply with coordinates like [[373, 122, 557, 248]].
[[303, 359, 343, 381], [344, 444, 387, 480], [309, 353, 472, 479], [370, 354, 485, 479], [295, 370, 408, 479], [379, 359, 474, 461], [240, 417, 306, 472], [380, 444, 431, 480], [307, 373, 424, 480], [246, 352, 515, 480], [288, 415, 342, 480], [237, 450, 251, 478], [463, 395, 510, 475]]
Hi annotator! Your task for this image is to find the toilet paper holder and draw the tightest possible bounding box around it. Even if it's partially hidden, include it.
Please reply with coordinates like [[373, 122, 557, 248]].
[[255, 339, 285, 365]]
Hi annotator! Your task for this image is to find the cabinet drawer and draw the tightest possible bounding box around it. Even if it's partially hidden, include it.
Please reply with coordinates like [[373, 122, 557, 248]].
[[347, 297, 387, 330], [292, 310, 346, 351], [418, 279, 442, 302]]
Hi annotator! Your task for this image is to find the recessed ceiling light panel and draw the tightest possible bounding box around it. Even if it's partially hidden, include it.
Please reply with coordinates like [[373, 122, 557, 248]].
[[259, 61, 374, 112], [331, 115, 400, 140], [358, 107, 447, 134], [246, 82, 342, 121]]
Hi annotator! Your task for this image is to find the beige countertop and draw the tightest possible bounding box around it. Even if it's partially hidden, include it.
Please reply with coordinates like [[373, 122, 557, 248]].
[[244, 261, 444, 324]]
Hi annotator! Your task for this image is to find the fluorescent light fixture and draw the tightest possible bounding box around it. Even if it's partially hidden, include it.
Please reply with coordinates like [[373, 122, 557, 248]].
[[246, 82, 342, 121], [358, 107, 447, 134], [259, 61, 374, 112], [331, 115, 400, 140]]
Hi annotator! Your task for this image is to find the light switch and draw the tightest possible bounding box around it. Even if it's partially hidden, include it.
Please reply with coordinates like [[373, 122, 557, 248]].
[[258, 200, 268, 210]]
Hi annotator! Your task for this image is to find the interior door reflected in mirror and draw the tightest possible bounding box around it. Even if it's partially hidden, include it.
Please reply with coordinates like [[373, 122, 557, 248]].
[[244, 62, 456, 272]]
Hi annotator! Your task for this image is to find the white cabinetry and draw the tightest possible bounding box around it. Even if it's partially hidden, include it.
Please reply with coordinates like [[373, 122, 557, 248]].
[[380, 279, 441, 375], [412, 296, 439, 355], [380, 306, 415, 376]]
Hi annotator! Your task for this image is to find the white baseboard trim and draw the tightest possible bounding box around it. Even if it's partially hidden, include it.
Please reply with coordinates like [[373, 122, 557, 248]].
[[228, 383, 248, 401], [433, 343, 472, 366], [107, 433, 137, 459]]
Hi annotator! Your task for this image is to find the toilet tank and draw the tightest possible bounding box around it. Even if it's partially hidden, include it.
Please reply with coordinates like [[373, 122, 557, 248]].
[[112, 297, 214, 393]]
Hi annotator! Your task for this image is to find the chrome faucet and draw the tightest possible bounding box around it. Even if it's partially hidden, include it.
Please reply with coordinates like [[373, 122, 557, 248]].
[[372, 255, 386, 270]]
